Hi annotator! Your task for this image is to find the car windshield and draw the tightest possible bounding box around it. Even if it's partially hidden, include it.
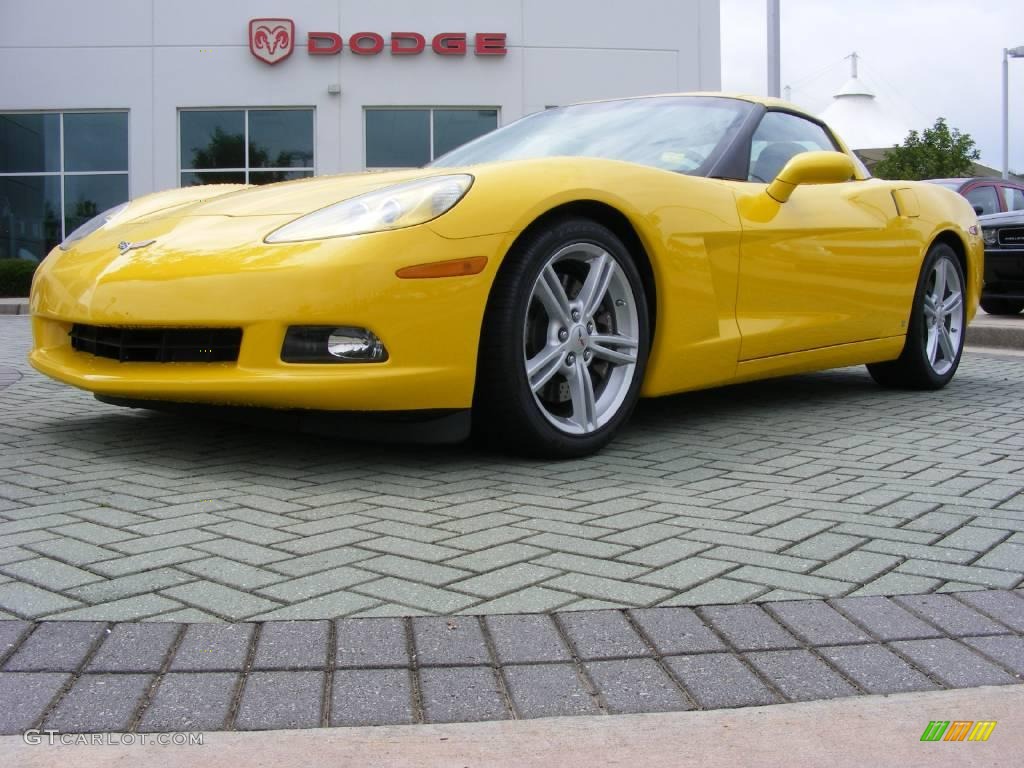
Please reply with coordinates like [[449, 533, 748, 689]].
[[430, 96, 752, 175]]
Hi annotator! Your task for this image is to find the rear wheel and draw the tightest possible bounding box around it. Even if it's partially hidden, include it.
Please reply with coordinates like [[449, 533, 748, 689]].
[[474, 217, 650, 458], [867, 242, 965, 389], [980, 297, 1024, 316]]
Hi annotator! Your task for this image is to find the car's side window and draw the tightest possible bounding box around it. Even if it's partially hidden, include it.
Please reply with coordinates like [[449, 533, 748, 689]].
[[965, 185, 1001, 215], [748, 111, 837, 183], [1001, 186, 1024, 212]]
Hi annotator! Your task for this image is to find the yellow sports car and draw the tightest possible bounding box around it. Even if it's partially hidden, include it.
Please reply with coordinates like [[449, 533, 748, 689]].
[[29, 94, 982, 458]]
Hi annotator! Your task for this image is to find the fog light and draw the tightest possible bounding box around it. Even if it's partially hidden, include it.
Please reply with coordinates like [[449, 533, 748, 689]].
[[282, 326, 388, 363]]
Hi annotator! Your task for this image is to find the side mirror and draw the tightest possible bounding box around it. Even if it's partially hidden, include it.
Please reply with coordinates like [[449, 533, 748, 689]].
[[973, 205, 984, 216], [766, 151, 856, 203]]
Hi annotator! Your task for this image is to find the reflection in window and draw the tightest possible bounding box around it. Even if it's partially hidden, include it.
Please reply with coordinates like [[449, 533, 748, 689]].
[[365, 108, 498, 168], [748, 111, 836, 182], [0, 111, 128, 262], [180, 109, 314, 187]]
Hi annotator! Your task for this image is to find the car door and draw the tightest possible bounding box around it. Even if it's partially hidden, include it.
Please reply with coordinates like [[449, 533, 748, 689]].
[[732, 111, 920, 360]]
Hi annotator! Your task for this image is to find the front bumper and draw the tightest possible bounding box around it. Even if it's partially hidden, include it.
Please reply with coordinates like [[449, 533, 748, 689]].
[[29, 217, 508, 411], [982, 247, 1024, 300]]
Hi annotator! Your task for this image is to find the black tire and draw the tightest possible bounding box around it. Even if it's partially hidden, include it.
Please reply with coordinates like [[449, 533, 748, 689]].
[[473, 217, 650, 458], [980, 297, 1024, 316], [867, 242, 966, 390]]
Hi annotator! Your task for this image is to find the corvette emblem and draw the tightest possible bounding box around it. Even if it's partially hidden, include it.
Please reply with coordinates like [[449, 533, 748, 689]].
[[249, 19, 295, 65], [118, 239, 155, 254]]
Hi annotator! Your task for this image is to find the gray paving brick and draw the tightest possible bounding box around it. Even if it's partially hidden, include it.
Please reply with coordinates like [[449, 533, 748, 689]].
[[452, 563, 559, 599], [253, 621, 329, 670], [44, 673, 152, 733], [330, 668, 415, 726], [938, 526, 1011, 552], [628, 607, 727, 655], [975, 543, 1024, 572], [896, 559, 1022, 589], [720, 566, 851, 597], [660, 578, 767, 606], [860, 539, 978, 564], [664, 654, 780, 709], [413, 616, 490, 666], [0, 672, 71, 734], [47, 594, 183, 621], [637, 557, 736, 592], [336, 618, 409, 668], [845, 572, 942, 597], [88, 547, 206, 578], [558, 611, 649, 660], [484, 614, 572, 664], [890, 639, 1016, 687], [169, 623, 254, 672], [138, 672, 238, 732], [0, 582, 81, 619], [3, 622, 106, 672], [893, 594, 1008, 636], [87, 622, 180, 672], [355, 577, 477, 614], [360, 555, 470, 586], [418, 666, 508, 723], [447, 543, 550, 573], [467, 587, 576, 615], [699, 605, 800, 652], [51, 521, 136, 545], [812, 551, 902, 582], [746, 649, 859, 701], [818, 644, 937, 694], [963, 635, 1024, 676], [955, 590, 1024, 632], [585, 658, 690, 713], [831, 596, 943, 641], [25, 538, 118, 566], [162, 581, 281, 621], [249, 591, 377, 621], [256, 567, 375, 602], [502, 663, 599, 718], [68, 568, 194, 604], [617, 539, 711, 567], [177, 557, 284, 591], [783, 532, 864, 561], [0, 620, 32, 662], [193, 539, 293, 566], [235, 671, 323, 730], [765, 601, 872, 645], [545, 572, 670, 606], [535, 552, 649, 581]]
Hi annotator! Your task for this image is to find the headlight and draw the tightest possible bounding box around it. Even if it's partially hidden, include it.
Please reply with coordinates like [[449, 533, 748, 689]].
[[59, 202, 129, 251], [983, 228, 997, 246], [265, 174, 473, 243]]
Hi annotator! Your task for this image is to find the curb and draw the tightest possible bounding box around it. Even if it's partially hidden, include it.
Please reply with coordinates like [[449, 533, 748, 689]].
[[0, 300, 29, 316]]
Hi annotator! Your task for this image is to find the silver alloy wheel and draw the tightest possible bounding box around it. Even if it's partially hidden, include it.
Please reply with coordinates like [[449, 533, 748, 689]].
[[523, 242, 640, 435], [922, 256, 964, 375]]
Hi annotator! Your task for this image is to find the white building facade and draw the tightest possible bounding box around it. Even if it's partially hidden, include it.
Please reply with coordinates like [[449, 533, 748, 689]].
[[0, 0, 721, 262]]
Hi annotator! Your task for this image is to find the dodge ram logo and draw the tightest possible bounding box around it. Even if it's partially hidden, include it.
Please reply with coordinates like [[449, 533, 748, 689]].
[[249, 19, 295, 65]]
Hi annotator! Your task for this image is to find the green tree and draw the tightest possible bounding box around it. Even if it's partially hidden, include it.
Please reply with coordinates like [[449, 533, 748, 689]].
[[873, 118, 980, 180]]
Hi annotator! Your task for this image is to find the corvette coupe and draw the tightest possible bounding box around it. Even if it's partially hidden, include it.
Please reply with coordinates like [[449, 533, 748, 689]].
[[29, 94, 982, 457]]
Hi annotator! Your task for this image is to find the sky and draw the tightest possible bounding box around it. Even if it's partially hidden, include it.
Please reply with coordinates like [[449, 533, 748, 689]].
[[720, 0, 1024, 172]]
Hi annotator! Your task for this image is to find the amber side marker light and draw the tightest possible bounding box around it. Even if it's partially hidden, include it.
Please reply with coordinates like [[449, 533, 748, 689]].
[[396, 256, 487, 279]]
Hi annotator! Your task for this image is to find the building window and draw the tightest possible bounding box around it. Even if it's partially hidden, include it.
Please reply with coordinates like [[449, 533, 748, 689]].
[[180, 108, 314, 186], [365, 108, 498, 168], [0, 111, 129, 262]]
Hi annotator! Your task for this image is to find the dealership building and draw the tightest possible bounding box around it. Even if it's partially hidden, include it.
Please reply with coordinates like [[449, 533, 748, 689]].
[[0, 0, 721, 262]]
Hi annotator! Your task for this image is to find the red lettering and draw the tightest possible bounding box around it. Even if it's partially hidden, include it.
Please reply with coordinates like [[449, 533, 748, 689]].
[[391, 32, 425, 55], [307, 32, 342, 55], [432, 33, 467, 55], [350, 32, 384, 55], [474, 32, 507, 56]]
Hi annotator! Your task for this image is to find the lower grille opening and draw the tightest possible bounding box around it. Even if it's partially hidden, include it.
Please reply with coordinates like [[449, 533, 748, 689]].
[[69, 324, 242, 363]]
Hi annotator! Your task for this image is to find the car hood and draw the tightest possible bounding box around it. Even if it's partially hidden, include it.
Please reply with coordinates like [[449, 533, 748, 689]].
[[978, 209, 1024, 227], [180, 168, 456, 217]]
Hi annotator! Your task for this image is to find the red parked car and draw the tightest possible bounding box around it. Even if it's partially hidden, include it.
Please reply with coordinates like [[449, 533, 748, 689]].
[[926, 177, 1024, 217]]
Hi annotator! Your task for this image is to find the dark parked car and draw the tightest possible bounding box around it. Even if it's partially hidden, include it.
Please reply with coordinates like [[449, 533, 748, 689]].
[[926, 177, 1024, 217], [978, 209, 1024, 315]]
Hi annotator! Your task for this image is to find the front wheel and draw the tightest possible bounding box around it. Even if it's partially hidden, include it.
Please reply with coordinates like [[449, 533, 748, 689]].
[[867, 242, 965, 389], [474, 218, 650, 458], [980, 297, 1024, 316]]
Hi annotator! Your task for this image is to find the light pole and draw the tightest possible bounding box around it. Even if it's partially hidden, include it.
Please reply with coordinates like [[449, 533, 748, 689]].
[[1002, 45, 1024, 179], [767, 0, 781, 97]]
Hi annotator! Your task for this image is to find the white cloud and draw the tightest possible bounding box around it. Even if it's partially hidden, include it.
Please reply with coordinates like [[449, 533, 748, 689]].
[[721, 0, 1024, 172]]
